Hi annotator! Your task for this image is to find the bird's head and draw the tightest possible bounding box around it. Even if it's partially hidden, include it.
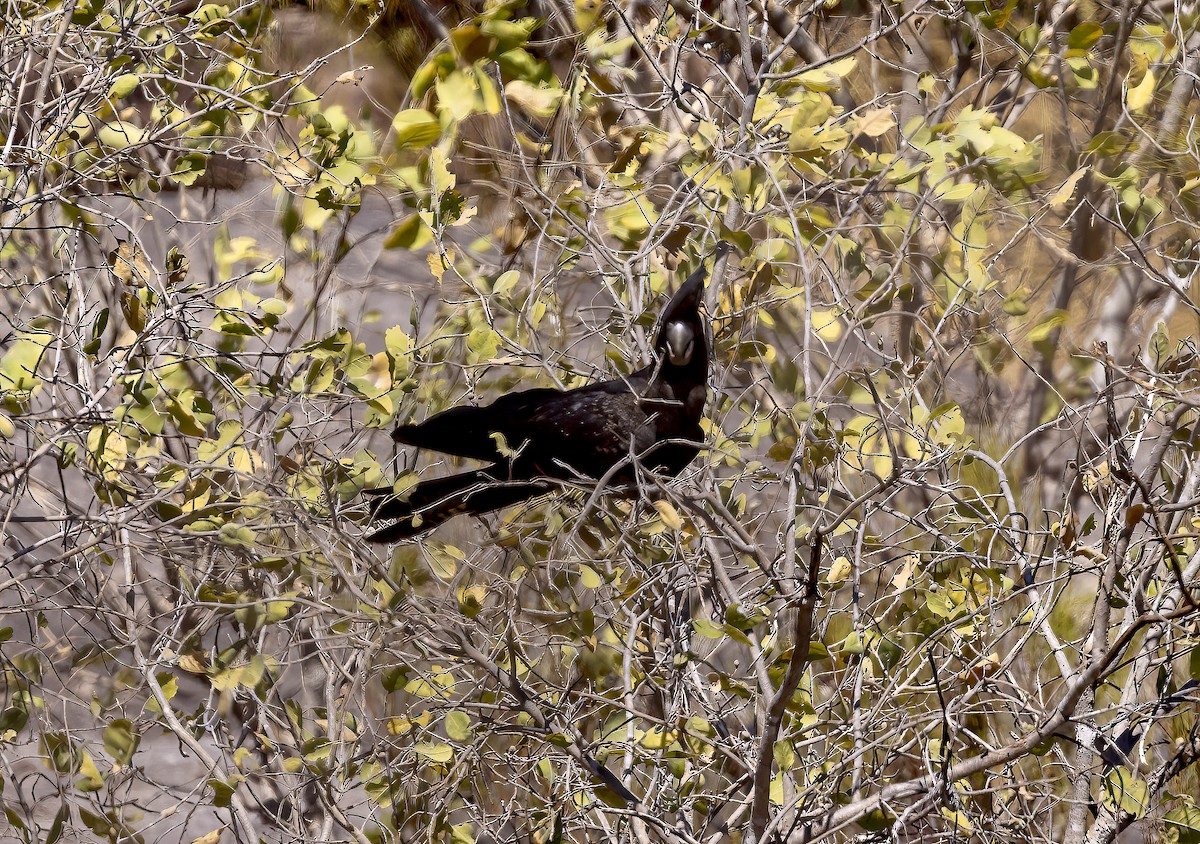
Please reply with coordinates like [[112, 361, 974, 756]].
[[653, 259, 711, 375], [664, 320, 696, 366]]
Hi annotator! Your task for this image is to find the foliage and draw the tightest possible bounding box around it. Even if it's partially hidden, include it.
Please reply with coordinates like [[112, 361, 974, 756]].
[[2, 1, 1200, 843]]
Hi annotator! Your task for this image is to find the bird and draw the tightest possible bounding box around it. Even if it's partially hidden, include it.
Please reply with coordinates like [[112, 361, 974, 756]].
[[364, 254, 718, 542]]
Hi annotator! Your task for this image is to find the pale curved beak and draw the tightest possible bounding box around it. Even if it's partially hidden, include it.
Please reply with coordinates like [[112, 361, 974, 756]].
[[665, 322, 695, 366]]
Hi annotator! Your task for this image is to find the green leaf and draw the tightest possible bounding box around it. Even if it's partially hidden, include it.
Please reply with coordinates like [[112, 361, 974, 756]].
[[480, 17, 538, 46], [45, 804, 68, 844], [1067, 22, 1103, 50], [207, 776, 243, 808], [1026, 309, 1069, 343], [76, 751, 105, 792], [391, 109, 442, 150], [218, 524, 257, 548], [384, 214, 432, 251], [41, 731, 77, 773], [492, 270, 520, 296], [384, 326, 414, 379], [108, 73, 139, 100], [1165, 798, 1200, 843], [457, 584, 486, 617], [466, 327, 501, 363], [103, 719, 140, 766], [169, 152, 208, 186], [125, 399, 165, 436], [445, 710, 473, 742], [1004, 293, 1030, 317], [1085, 131, 1135, 156], [415, 741, 454, 763], [0, 331, 53, 394], [1103, 767, 1149, 818], [605, 194, 657, 244], [496, 48, 549, 82], [84, 308, 109, 356], [98, 121, 149, 149]]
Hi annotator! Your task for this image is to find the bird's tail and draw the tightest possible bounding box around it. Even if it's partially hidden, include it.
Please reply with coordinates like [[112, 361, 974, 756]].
[[364, 470, 552, 543]]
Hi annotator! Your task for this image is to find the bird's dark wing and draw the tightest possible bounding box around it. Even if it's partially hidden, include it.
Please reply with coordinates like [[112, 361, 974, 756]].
[[393, 380, 664, 477], [515, 381, 657, 479], [392, 387, 565, 461]]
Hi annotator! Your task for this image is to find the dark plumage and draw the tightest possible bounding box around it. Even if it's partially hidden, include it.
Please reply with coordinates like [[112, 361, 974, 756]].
[[365, 259, 713, 542]]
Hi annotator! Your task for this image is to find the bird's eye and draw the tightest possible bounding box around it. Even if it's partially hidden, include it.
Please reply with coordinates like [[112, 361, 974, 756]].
[[665, 323, 694, 365]]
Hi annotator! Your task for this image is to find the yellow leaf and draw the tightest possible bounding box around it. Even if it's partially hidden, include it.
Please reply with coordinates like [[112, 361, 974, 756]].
[[436, 71, 477, 121], [492, 270, 520, 296], [826, 555, 852, 584], [855, 108, 894, 138], [0, 331, 52, 394], [769, 773, 785, 804], [429, 146, 455, 194], [892, 555, 917, 591], [1126, 69, 1155, 113], [387, 710, 432, 735], [87, 425, 128, 482], [941, 807, 974, 833], [415, 741, 454, 763], [578, 564, 603, 589], [428, 252, 448, 283], [639, 727, 678, 749], [466, 327, 501, 364], [1027, 309, 1069, 343], [1051, 167, 1088, 209], [1104, 767, 1150, 818], [504, 80, 564, 116], [811, 308, 842, 341], [935, 181, 977, 202], [426, 543, 461, 579], [76, 751, 105, 792], [797, 57, 856, 91], [178, 653, 207, 673], [575, 0, 601, 30], [98, 120, 149, 149], [652, 500, 684, 530]]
